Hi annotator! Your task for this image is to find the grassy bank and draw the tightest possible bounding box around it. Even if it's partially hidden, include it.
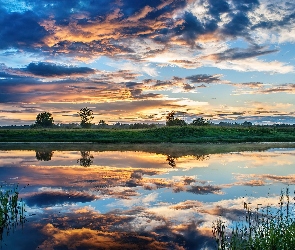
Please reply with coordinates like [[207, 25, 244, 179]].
[[0, 126, 295, 143]]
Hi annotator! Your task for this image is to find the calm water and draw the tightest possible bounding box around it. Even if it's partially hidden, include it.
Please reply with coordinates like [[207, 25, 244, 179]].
[[1, 143, 295, 249]]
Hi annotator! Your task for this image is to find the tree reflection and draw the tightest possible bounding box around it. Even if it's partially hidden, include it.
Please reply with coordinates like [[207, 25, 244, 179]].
[[166, 155, 176, 168], [36, 151, 54, 161], [195, 154, 210, 161], [77, 151, 94, 167], [166, 154, 209, 167]]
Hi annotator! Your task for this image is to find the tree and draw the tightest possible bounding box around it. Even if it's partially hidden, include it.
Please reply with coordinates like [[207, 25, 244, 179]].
[[166, 111, 176, 123], [34, 112, 54, 127], [242, 121, 252, 127], [78, 107, 94, 128], [191, 117, 210, 126], [166, 111, 187, 126], [98, 120, 107, 127]]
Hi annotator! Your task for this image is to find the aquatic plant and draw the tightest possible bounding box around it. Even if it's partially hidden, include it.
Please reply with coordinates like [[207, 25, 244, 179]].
[[212, 188, 295, 249], [0, 185, 26, 241]]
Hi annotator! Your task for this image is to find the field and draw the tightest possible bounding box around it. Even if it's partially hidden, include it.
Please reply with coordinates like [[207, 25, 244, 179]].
[[1, 126, 295, 143]]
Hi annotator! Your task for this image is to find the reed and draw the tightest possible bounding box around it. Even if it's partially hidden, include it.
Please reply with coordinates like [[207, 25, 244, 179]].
[[212, 188, 295, 249], [0, 185, 26, 241]]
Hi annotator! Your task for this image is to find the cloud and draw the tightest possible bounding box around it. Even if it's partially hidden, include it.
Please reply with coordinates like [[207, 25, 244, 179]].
[[24, 190, 97, 207], [25, 62, 95, 77], [212, 57, 294, 73], [232, 82, 295, 95], [234, 173, 295, 186], [186, 185, 222, 195], [39, 224, 173, 250], [1, 0, 294, 76], [211, 45, 278, 61], [186, 74, 223, 84], [0, 10, 47, 50]]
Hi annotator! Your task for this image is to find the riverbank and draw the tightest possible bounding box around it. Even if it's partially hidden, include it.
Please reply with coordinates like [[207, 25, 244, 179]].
[[1, 126, 295, 144], [1, 142, 295, 158]]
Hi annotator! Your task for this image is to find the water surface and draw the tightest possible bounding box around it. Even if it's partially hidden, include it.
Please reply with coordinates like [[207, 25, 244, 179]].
[[1, 143, 295, 249]]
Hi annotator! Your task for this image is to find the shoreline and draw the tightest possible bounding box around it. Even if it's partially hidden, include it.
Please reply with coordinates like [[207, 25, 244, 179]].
[[1, 142, 295, 157]]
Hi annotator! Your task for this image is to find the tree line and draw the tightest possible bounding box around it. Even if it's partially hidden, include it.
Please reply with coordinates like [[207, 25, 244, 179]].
[[32, 107, 95, 128], [31, 108, 211, 128]]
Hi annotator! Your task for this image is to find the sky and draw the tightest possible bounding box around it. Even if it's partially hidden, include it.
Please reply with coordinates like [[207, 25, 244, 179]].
[[0, 0, 295, 125]]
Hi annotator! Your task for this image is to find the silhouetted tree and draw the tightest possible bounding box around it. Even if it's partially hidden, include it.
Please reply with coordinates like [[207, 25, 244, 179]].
[[191, 117, 210, 126], [98, 120, 107, 127], [166, 111, 187, 126], [129, 123, 156, 129], [34, 112, 54, 127], [242, 121, 253, 127], [36, 151, 54, 161], [78, 107, 94, 128], [77, 151, 94, 167]]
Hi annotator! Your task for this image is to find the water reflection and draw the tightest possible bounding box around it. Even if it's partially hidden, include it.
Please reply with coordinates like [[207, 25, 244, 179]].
[[0, 144, 295, 249], [166, 154, 176, 167], [35, 150, 53, 161], [166, 154, 209, 168], [77, 151, 94, 167]]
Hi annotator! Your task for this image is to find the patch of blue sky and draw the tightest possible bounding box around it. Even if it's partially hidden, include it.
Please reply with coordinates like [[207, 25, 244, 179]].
[[83, 56, 118, 72], [0, 50, 34, 68], [263, 42, 295, 62], [1, 0, 32, 12], [82, 197, 118, 213], [227, 38, 250, 49]]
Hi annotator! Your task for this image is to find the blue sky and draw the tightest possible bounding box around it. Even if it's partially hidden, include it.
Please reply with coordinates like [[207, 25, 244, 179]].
[[0, 0, 295, 125]]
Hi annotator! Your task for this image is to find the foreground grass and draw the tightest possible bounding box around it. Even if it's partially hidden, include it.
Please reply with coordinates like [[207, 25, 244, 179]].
[[212, 189, 295, 250], [1, 126, 295, 143]]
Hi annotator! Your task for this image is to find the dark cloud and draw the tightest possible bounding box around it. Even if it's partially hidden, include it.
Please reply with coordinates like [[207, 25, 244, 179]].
[[222, 12, 251, 37], [232, 0, 259, 12], [208, 0, 230, 19], [24, 190, 97, 207], [183, 83, 195, 91], [174, 11, 218, 46], [212, 46, 278, 61], [176, 222, 216, 250], [220, 0, 259, 38], [186, 74, 222, 84], [187, 185, 221, 194], [0, 10, 47, 50], [24, 0, 118, 22], [0, 0, 293, 62], [52, 40, 135, 58], [25, 62, 95, 77]]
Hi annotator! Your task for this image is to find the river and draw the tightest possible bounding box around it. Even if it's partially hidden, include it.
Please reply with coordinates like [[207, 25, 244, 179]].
[[1, 143, 295, 249]]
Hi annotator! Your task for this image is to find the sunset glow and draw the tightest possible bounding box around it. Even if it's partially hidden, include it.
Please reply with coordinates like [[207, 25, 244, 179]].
[[0, 0, 295, 125]]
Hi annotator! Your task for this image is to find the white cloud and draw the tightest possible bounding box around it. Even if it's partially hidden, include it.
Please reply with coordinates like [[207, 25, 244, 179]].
[[210, 58, 294, 74]]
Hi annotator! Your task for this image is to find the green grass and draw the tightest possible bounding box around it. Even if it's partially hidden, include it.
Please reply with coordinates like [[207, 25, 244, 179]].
[[0, 126, 295, 143], [212, 188, 295, 250]]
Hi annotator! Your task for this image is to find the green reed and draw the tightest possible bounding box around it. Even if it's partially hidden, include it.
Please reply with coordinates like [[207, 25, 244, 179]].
[[212, 188, 295, 250], [0, 185, 26, 241]]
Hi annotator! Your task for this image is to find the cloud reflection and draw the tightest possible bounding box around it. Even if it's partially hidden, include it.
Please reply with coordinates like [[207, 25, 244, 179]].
[[1, 146, 295, 249], [24, 190, 97, 207]]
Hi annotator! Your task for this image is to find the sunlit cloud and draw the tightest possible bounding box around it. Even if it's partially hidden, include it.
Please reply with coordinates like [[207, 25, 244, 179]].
[[1, 0, 295, 125]]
